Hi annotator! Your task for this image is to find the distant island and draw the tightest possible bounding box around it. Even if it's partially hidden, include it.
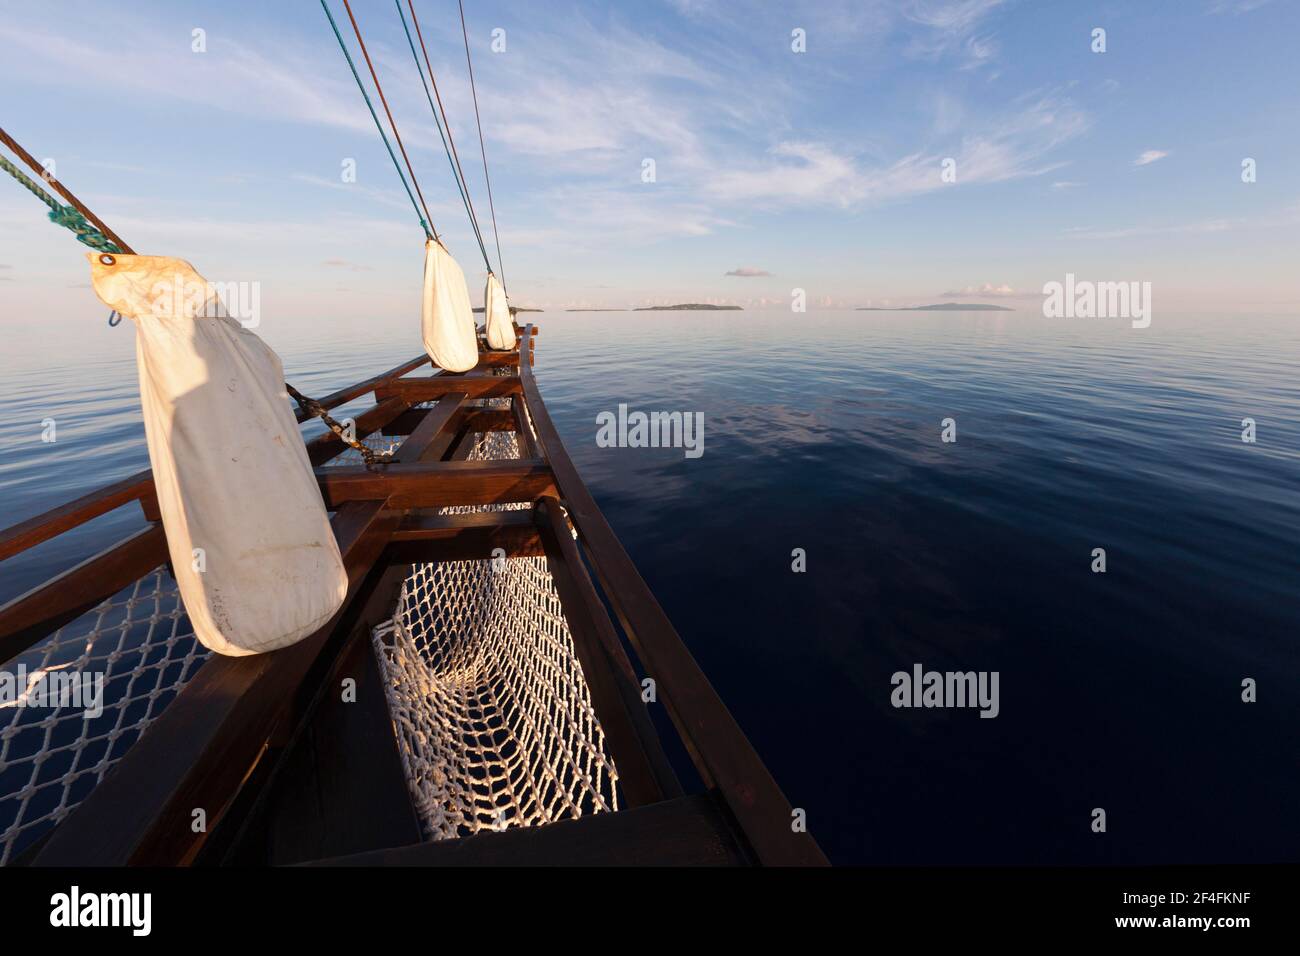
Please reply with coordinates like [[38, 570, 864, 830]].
[[633, 303, 742, 311], [858, 303, 1014, 312]]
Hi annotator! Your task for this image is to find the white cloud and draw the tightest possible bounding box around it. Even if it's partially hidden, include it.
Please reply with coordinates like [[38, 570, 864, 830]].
[[903, 0, 1008, 67], [1064, 218, 1233, 241], [707, 92, 1087, 208], [1134, 149, 1169, 166], [725, 267, 772, 277], [941, 282, 1020, 297], [1207, 0, 1274, 13]]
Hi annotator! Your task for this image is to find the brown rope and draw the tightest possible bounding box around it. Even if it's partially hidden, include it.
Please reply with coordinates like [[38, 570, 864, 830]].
[[1, 127, 389, 460], [341, 0, 438, 238], [406, 0, 486, 255], [0, 125, 135, 254]]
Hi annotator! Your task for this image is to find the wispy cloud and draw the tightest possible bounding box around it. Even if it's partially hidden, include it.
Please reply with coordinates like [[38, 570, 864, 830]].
[[1207, 0, 1274, 13], [903, 0, 1008, 68], [941, 282, 1020, 297], [725, 267, 772, 277], [708, 92, 1087, 208], [1065, 218, 1234, 241], [1051, 181, 1084, 189], [1134, 149, 1169, 166]]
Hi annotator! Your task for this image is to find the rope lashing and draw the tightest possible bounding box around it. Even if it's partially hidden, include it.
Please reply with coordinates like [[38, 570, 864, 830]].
[[1, 128, 393, 446], [0, 154, 122, 254], [320, 0, 433, 240], [285, 383, 393, 467]]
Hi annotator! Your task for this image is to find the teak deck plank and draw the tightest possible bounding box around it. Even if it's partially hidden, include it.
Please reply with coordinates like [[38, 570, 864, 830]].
[[302, 792, 749, 867]]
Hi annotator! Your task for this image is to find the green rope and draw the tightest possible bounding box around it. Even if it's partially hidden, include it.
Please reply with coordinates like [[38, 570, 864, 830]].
[[0, 154, 121, 253], [394, 0, 492, 271], [320, 0, 432, 240]]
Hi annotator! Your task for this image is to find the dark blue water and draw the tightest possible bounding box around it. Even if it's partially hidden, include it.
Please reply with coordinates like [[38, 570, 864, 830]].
[[3, 309, 1297, 864]]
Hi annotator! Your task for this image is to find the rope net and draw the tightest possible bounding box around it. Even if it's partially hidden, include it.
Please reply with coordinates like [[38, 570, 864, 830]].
[[371, 410, 621, 839], [0, 569, 208, 865], [1, 386, 619, 860]]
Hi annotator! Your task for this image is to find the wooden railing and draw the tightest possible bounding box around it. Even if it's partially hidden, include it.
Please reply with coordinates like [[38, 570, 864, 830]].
[[7, 324, 827, 867], [515, 326, 828, 866]]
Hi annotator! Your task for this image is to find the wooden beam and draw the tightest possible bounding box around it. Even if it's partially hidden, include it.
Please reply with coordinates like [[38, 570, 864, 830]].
[[534, 497, 682, 807], [315, 460, 556, 510], [381, 406, 513, 437], [32, 500, 401, 867], [0, 525, 167, 664], [390, 394, 465, 464], [294, 354, 428, 423], [384, 510, 542, 563], [0, 357, 428, 562], [376, 376, 521, 403], [0, 474, 152, 562], [515, 326, 828, 867], [512, 396, 541, 459]]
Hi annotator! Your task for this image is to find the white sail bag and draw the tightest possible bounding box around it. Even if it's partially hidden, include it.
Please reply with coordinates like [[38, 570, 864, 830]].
[[483, 272, 515, 351], [87, 253, 348, 657], [421, 238, 479, 372]]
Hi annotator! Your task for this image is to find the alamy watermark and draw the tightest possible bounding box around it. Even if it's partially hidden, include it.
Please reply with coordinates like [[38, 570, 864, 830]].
[[148, 275, 261, 328], [50, 886, 151, 936], [1042, 273, 1151, 328], [891, 663, 999, 718], [595, 404, 704, 459], [0, 665, 104, 719]]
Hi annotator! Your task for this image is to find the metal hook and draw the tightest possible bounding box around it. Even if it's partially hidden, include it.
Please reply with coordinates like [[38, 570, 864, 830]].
[[108, 311, 122, 327]]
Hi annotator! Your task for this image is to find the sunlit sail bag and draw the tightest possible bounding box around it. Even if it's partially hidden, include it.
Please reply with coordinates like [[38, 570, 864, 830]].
[[483, 272, 515, 351], [87, 253, 348, 656], [421, 238, 479, 372]]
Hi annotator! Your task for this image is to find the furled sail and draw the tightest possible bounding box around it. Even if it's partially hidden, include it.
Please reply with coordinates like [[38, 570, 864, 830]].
[[483, 272, 515, 351], [421, 238, 478, 372], [87, 253, 347, 656]]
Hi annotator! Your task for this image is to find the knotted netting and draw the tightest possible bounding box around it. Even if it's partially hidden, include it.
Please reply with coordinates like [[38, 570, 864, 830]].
[[370, 401, 621, 840], [2, 386, 619, 860], [0, 568, 207, 865]]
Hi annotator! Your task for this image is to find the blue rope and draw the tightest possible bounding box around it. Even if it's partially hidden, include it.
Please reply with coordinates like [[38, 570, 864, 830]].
[[0, 154, 122, 254], [394, 0, 492, 270], [320, 0, 432, 240]]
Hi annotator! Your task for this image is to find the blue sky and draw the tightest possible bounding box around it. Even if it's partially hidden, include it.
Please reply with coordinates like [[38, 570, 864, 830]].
[[1, 0, 1297, 334]]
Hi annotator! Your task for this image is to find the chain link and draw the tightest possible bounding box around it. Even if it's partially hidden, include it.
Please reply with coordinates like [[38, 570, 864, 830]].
[[285, 383, 393, 466]]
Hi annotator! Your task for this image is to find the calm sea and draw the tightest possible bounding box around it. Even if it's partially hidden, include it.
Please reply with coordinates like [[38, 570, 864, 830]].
[[2, 309, 1297, 865]]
